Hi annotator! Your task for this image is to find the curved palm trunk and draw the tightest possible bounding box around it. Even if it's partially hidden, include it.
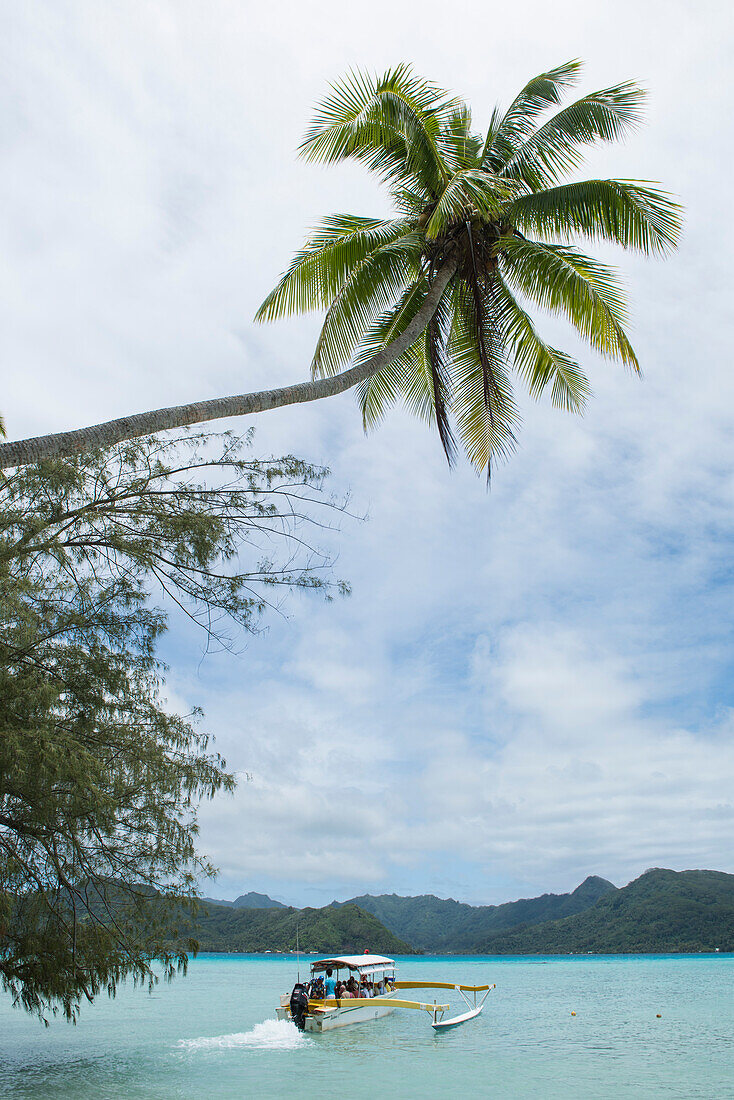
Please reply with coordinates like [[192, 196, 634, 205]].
[[1, 262, 457, 470]]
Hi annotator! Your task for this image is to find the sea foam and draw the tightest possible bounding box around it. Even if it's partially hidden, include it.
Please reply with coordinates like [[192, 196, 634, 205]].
[[177, 1018, 309, 1052]]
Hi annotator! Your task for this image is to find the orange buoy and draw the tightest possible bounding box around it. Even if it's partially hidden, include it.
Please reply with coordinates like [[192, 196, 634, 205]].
[[571, 1012, 576, 1016]]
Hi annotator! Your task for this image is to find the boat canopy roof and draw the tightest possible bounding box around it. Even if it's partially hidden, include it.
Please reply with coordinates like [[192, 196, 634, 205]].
[[310, 954, 395, 974]]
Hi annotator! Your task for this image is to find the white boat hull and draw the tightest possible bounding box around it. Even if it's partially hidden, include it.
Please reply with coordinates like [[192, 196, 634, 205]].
[[277, 995, 396, 1032], [307, 1000, 395, 1032]]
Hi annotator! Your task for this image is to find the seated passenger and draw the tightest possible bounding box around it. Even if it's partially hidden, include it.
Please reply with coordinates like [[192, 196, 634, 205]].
[[347, 977, 359, 997]]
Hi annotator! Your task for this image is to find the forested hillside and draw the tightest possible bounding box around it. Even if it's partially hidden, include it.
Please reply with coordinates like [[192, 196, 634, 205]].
[[342, 876, 616, 951], [192, 903, 414, 955], [474, 870, 734, 954]]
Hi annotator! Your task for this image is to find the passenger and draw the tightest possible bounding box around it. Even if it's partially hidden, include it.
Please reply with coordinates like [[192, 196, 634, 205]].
[[347, 977, 359, 997], [375, 978, 385, 995], [361, 979, 372, 998], [323, 969, 336, 999]]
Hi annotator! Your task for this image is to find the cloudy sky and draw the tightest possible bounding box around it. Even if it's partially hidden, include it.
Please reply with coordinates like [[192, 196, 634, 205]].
[[4, 0, 734, 907]]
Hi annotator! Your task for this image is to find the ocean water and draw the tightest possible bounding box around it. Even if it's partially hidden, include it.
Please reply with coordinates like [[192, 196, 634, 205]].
[[1, 954, 732, 1099]]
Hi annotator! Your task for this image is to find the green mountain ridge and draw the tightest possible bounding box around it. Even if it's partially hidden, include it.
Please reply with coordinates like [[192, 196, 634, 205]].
[[475, 869, 734, 954], [340, 875, 616, 951], [191, 869, 734, 955], [201, 891, 285, 910]]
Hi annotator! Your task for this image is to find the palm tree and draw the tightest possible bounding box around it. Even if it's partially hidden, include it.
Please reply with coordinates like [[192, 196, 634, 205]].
[[0, 62, 680, 471]]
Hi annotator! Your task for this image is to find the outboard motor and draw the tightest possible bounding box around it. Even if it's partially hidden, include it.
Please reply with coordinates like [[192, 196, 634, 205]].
[[289, 983, 310, 1031]]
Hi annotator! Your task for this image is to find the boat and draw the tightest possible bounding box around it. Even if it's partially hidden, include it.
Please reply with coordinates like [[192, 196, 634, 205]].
[[275, 953, 495, 1033]]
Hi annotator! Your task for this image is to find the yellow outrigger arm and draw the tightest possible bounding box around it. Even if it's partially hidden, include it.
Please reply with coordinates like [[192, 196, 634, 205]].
[[310, 996, 450, 1016], [396, 981, 493, 993]]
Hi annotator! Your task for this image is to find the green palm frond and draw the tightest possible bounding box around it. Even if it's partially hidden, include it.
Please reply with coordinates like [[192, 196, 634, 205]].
[[500, 236, 638, 368], [355, 281, 434, 428], [494, 273, 591, 411], [482, 60, 582, 169], [355, 280, 458, 453], [509, 179, 682, 255], [479, 105, 504, 164], [505, 82, 646, 188], [357, 342, 428, 428], [255, 215, 411, 322], [449, 280, 519, 473], [391, 187, 427, 217], [356, 341, 426, 430], [299, 65, 459, 196], [425, 289, 458, 463], [311, 234, 423, 376], [440, 103, 482, 170], [425, 169, 515, 239]]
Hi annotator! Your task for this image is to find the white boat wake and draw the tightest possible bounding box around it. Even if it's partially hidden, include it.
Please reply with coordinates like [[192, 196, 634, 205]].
[[177, 1019, 309, 1052]]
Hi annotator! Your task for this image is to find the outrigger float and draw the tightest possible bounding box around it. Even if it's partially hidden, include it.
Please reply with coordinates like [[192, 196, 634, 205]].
[[276, 954, 494, 1034]]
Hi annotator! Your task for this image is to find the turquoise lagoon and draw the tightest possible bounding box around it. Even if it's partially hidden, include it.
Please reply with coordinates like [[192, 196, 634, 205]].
[[1, 954, 732, 1098]]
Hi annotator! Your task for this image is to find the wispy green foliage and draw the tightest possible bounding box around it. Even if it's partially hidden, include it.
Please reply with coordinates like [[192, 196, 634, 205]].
[[258, 62, 682, 477], [0, 432, 350, 1021]]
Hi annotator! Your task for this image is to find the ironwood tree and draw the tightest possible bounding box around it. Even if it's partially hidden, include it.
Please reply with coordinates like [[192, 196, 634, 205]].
[[0, 430, 349, 1021]]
